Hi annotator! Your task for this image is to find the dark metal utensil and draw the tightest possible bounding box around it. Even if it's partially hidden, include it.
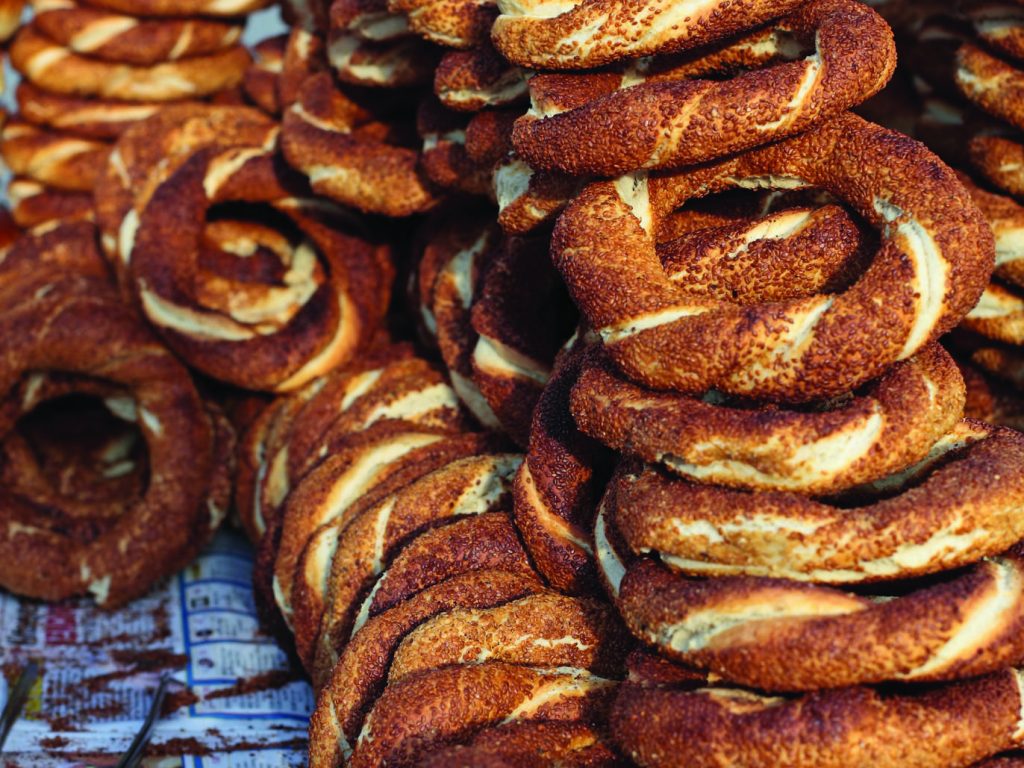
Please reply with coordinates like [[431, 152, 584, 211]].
[[0, 660, 39, 753], [115, 672, 171, 768]]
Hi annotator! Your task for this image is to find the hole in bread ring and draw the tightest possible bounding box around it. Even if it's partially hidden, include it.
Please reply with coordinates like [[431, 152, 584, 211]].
[[512, 0, 896, 176], [552, 113, 994, 401], [0, 273, 231, 606]]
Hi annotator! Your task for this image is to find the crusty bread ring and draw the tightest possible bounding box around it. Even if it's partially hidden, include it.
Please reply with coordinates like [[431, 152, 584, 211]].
[[0, 271, 230, 606], [434, 44, 528, 112], [327, 31, 437, 88], [615, 530, 1024, 690], [611, 668, 1024, 768], [612, 419, 1024, 585], [272, 429, 496, 633], [10, 25, 252, 102], [281, 72, 439, 216], [961, 172, 1024, 289], [129, 146, 392, 391], [971, 135, 1024, 198], [571, 343, 966, 495], [552, 113, 994, 401], [293, 449, 517, 668], [495, 155, 581, 235], [490, 0, 808, 70], [15, 82, 173, 140], [0, 120, 110, 192], [330, 0, 411, 42], [388, 593, 632, 682], [416, 722, 622, 768], [0, 219, 110, 282], [244, 34, 288, 116], [8, 178, 93, 228], [957, 42, 1024, 133], [93, 103, 277, 270], [350, 662, 617, 768], [512, 0, 896, 176], [417, 99, 494, 197], [388, 0, 496, 49], [514, 335, 610, 594], [308, 569, 546, 768], [32, 0, 243, 65], [968, 2, 1024, 63], [965, 283, 1024, 344], [469, 234, 571, 446], [75, 0, 271, 15]]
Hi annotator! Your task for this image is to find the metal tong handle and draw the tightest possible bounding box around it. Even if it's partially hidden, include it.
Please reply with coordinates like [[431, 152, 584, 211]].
[[115, 672, 171, 768], [0, 661, 39, 753]]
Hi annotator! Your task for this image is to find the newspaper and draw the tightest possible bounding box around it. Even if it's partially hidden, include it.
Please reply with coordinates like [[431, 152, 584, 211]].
[[0, 530, 313, 766]]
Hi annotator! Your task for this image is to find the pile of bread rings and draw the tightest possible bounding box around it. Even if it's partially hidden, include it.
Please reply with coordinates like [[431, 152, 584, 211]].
[[9, 0, 1024, 766]]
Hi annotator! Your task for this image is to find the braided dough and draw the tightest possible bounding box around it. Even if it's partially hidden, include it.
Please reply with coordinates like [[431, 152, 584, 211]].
[[552, 113, 993, 401]]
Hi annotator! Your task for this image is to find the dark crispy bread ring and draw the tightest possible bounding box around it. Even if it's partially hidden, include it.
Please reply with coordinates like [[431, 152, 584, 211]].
[[0, 120, 110, 192], [512, 0, 896, 176], [552, 113, 994, 401]]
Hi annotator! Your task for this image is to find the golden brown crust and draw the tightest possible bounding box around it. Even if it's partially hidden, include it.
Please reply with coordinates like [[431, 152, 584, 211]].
[[0, 272, 225, 606], [389, 0, 496, 49], [244, 34, 288, 116], [10, 25, 252, 102], [957, 42, 1024, 133], [15, 82, 179, 140], [433, 44, 528, 112], [129, 146, 393, 391], [350, 662, 617, 768], [571, 344, 966, 494], [611, 420, 1024, 585], [33, 3, 243, 65], [512, 0, 896, 175], [75, 0, 271, 15], [308, 569, 546, 768], [280, 72, 439, 217], [0, 219, 110, 283], [491, 0, 808, 69], [971, 135, 1024, 198], [327, 30, 439, 88], [552, 113, 994, 401], [0, 120, 110, 192], [8, 178, 93, 228], [611, 670, 1024, 768]]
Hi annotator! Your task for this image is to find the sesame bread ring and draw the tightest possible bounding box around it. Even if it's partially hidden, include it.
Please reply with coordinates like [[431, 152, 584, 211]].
[[968, 2, 1024, 63], [957, 42, 1024, 133], [32, 1, 243, 65], [469, 235, 573, 446], [490, 0, 808, 70], [308, 569, 546, 768], [512, 0, 896, 176], [0, 0, 24, 42], [281, 72, 439, 216], [10, 25, 252, 102], [278, 28, 328, 110], [570, 344, 966, 495], [388, 593, 632, 682], [292, 448, 517, 667], [495, 156, 582, 235], [0, 120, 110, 192], [78, 0, 271, 16], [350, 662, 617, 768], [272, 429, 496, 632], [8, 178, 93, 228], [388, 0, 496, 49], [0, 219, 110, 282], [552, 113, 994, 401], [243, 34, 287, 115], [514, 335, 612, 595], [129, 146, 392, 391], [15, 83, 173, 140], [971, 135, 1024, 198], [417, 99, 493, 197], [615, 535, 1024, 691], [611, 668, 1024, 768], [434, 45, 528, 112], [429, 213, 504, 428], [962, 172, 1024, 289], [328, 31, 438, 88], [416, 722, 623, 768], [0, 272, 227, 606], [93, 103, 277, 269], [330, 0, 411, 43], [609, 420, 1024, 584], [965, 283, 1024, 344]]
